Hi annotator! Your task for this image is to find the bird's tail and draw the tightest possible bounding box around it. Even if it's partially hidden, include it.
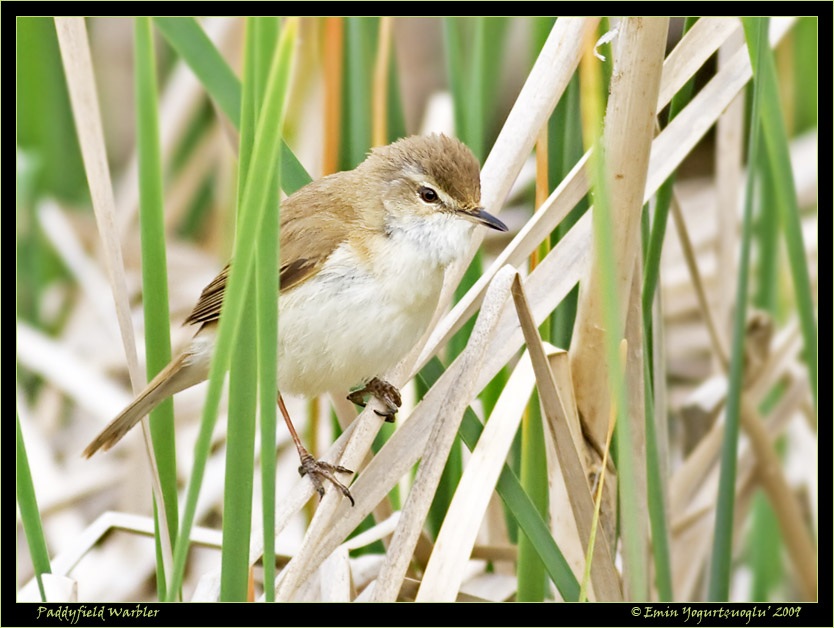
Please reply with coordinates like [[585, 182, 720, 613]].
[[83, 354, 204, 458]]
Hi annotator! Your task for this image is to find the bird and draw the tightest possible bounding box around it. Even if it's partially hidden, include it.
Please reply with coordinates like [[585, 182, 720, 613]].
[[83, 133, 508, 505]]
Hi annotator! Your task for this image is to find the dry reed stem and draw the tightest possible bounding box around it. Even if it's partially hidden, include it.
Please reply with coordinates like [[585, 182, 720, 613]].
[[54, 18, 143, 393], [542, 350, 602, 600], [569, 19, 669, 601], [622, 257, 650, 598], [17, 573, 78, 604], [17, 324, 130, 428], [415, 350, 535, 601], [418, 19, 599, 368], [714, 28, 747, 350], [18, 510, 223, 601], [512, 275, 623, 600], [320, 546, 352, 601], [670, 192, 730, 369], [658, 18, 740, 107], [421, 17, 599, 359], [570, 16, 668, 445], [580, 340, 623, 602]]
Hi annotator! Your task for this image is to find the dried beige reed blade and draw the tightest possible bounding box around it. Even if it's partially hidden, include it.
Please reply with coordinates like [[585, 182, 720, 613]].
[[15, 391, 69, 511], [287, 29, 806, 581], [54, 17, 142, 392], [421, 19, 796, 376], [416, 350, 535, 601], [645, 17, 794, 197], [571, 17, 668, 446], [545, 350, 587, 473], [275, 514, 401, 603], [269, 402, 386, 598], [369, 266, 516, 602], [669, 224, 815, 602], [343, 511, 401, 551], [510, 274, 622, 600], [461, 572, 518, 602], [542, 351, 594, 600], [670, 191, 730, 369], [18, 512, 138, 599], [714, 27, 747, 349], [658, 18, 741, 108], [19, 508, 222, 600], [371, 17, 393, 147], [620, 259, 650, 599], [16, 509, 217, 599], [191, 569, 221, 602], [18, 394, 123, 513], [44, 575, 79, 603], [320, 546, 352, 602]]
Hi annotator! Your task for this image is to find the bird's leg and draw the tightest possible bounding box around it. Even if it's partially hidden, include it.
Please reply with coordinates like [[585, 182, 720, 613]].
[[278, 393, 354, 506], [346, 377, 402, 422]]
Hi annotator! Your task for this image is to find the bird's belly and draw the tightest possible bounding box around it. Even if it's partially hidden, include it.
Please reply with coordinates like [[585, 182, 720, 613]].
[[277, 252, 443, 397]]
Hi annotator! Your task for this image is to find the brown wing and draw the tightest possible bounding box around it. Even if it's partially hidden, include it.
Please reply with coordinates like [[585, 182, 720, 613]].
[[278, 257, 324, 292], [277, 169, 366, 291], [184, 263, 229, 326], [183, 170, 367, 328], [183, 258, 323, 327]]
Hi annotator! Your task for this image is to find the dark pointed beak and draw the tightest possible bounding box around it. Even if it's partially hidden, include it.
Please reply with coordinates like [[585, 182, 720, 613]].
[[471, 207, 508, 232]]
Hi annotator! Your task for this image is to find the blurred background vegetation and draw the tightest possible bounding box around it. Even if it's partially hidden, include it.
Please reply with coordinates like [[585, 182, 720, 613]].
[[16, 16, 817, 606]]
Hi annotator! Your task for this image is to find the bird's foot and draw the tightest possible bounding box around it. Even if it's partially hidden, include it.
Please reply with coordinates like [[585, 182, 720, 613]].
[[298, 452, 355, 506], [347, 377, 402, 422]]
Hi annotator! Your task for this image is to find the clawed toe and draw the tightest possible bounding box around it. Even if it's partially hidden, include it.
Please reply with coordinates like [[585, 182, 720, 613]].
[[298, 453, 355, 506], [347, 377, 402, 422]]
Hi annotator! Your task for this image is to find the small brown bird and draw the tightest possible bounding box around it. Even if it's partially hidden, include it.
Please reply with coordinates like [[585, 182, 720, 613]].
[[83, 134, 507, 504]]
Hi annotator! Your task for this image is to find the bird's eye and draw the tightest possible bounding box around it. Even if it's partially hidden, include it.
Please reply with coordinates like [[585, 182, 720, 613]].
[[418, 186, 440, 203]]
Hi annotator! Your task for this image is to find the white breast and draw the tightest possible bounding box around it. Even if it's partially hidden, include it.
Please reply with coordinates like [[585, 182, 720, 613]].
[[277, 216, 473, 396]]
